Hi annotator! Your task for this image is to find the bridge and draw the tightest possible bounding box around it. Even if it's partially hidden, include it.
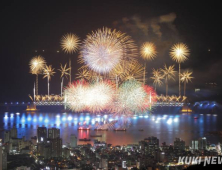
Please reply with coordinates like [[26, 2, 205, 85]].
[[0, 101, 184, 107]]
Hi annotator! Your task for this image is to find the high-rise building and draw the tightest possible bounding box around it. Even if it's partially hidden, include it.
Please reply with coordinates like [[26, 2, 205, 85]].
[[70, 134, 77, 148], [48, 128, 60, 139], [51, 137, 62, 158], [192, 140, 198, 150], [10, 127, 17, 138], [0, 139, 7, 170], [174, 138, 185, 150], [143, 136, 159, 155], [37, 127, 47, 143], [3, 131, 10, 143], [198, 137, 207, 150]]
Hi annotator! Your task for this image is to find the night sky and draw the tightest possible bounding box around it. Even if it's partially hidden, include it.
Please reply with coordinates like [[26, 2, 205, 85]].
[[0, 0, 221, 102]]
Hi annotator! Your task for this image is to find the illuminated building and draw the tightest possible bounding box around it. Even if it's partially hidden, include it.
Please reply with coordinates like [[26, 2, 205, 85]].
[[10, 127, 18, 138], [198, 137, 207, 150], [37, 127, 47, 143], [4, 127, 17, 143], [70, 134, 77, 148], [174, 138, 185, 151], [191, 140, 198, 150], [3, 131, 10, 143], [0, 139, 7, 170], [48, 128, 60, 139], [51, 137, 62, 158]]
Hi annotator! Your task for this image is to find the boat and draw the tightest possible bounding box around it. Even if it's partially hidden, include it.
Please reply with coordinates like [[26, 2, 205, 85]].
[[90, 135, 102, 137], [94, 128, 108, 131], [25, 104, 39, 112], [180, 105, 192, 113], [114, 128, 127, 131], [78, 127, 91, 130], [79, 138, 91, 141]]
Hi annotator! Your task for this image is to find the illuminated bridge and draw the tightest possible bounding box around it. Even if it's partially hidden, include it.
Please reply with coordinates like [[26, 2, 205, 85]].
[[34, 101, 184, 107], [0, 101, 184, 107]]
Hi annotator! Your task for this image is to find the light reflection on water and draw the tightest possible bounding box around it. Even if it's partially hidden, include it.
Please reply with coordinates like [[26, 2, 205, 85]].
[[1, 111, 222, 146]]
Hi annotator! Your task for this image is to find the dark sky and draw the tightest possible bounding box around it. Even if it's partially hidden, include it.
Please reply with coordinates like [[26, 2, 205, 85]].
[[0, 0, 221, 102]]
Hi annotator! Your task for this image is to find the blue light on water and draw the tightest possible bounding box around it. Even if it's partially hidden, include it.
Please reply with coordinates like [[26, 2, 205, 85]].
[[144, 115, 148, 118], [109, 118, 113, 121], [62, 117, 66, 121], [16, 112, 20, 115], [44, 119, 49, 123], [104, 115, 108, 119], [173, 118, 178, 122], [85, 116, 90, 121], [27, 117, 31, 121], [56, 115, 60, 118], [39, 117, 43, 121], [167, 118, 172, 125], [33, 118, 37, 122], [68, 116, 72, 121]]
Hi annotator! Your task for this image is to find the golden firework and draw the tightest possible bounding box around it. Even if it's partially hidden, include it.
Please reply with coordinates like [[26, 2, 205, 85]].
[[76, 68, 91, 80], [58, 63, 70, 79], [160, 65, 177, 96], [180, 70, 194, 96], [180, 70, 194, 83], [43, 65, 56, 80], [150, 69, 164, 88], [61, 33, 80, 54], [29, 55, 46, 74], [170, 43, 190, 63], [123, 62, 144, 82], [140, 42, 157, 60], [161, 65, 177, 81]]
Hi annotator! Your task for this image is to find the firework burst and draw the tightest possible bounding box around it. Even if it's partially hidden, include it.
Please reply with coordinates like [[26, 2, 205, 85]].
[[161, 65, 177, 96], [61, 33, 80, 54], [140, 42, 157, 60], [64, 80, 89, 112], [81, 28, 138, 74], [117, 79, 146, 114], [150, 69, 164, 89], [180, 70, 194, 96], [64, 80, 115, 113], [58, 63, 70, 79], [29, 55, 46, 74], [180, 70, 194, 83], [85, 81, 115, 113], [123, 62, 144, 82], [43, 65, 56, 80], [81, 28, 123, 73], [170, 43, 190, 63]]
